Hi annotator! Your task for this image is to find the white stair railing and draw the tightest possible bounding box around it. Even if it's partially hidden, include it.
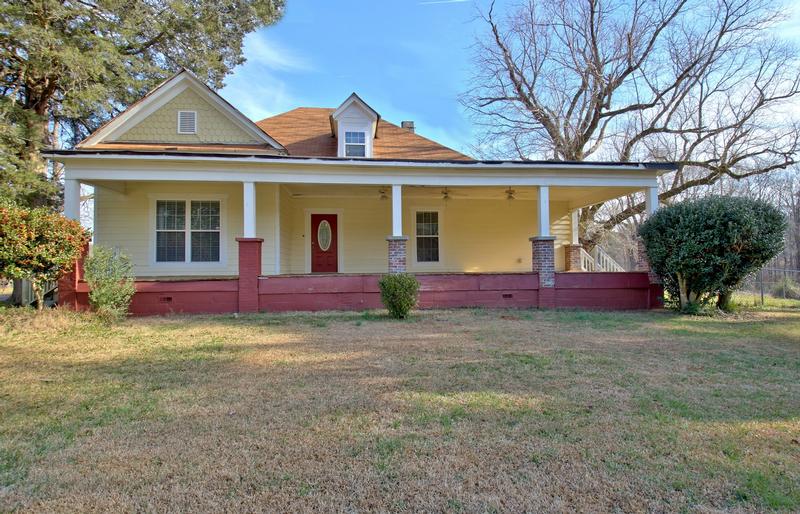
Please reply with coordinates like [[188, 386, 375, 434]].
[[577, 246, 626, 272], [579, 248, 596, 272], [591, 246, 626, 272]]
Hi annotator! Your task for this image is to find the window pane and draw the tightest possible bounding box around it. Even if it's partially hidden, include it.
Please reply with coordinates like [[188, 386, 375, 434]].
[[415, 211, 438, 236], [191, 231, 220, 262], [156, 200, 185, 230], [417, 236, 439, 262], [345, 131, 365, 144], [156, 231, 185, 262], [345, 144, 366, 157], [191, 201, 220, 230]]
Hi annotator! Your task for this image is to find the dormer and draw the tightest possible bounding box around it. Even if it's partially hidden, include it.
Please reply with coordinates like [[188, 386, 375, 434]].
[[330, 93, 379, 158]]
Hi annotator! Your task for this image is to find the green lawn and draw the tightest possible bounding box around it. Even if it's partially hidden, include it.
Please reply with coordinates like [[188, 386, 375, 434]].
[[1, 306, 798, 511]]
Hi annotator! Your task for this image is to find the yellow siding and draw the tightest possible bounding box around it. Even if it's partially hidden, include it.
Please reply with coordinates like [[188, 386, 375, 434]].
[[116, 88, 260, 144], [95, 182, 277, 277], [279, 194, 572, 273], [94, 185, 574, 277]]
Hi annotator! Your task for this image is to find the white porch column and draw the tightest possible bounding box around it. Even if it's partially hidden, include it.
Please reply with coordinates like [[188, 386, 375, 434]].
[[391, 184, 403, 237], [274, 185, 281, 274], [645, 186, 659, 217], [386, 184, 408, 273], [64, 179, 80, 221], [538, 186, 550, 236], [243, 181, 256, 238], [570, 210, 579, 245]]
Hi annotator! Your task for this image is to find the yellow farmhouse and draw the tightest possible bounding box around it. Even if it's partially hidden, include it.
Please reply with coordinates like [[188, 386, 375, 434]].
[[47, 70, 673, 314]]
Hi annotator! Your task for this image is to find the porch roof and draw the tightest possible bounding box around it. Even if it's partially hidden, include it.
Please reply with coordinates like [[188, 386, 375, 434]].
[[45, 147, 675, 173]]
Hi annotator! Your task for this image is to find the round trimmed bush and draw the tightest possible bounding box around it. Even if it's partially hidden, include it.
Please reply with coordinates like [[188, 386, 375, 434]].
[[378, 273, 420, 319], [639, 196, 786, 312]]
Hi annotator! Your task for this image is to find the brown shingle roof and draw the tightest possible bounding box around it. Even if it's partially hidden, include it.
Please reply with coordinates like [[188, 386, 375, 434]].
[[257, 107, 470, 160]]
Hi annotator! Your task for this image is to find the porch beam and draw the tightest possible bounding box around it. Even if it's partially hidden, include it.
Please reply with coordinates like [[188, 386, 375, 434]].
[[538, 186, 550, 237], [64, 179, 81, 221], [243, 181, 256, 238], [391, 184, 403, 237]]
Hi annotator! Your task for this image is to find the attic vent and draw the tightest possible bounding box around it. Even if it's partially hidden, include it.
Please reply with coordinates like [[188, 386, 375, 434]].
[[177, 111, 197, 134]]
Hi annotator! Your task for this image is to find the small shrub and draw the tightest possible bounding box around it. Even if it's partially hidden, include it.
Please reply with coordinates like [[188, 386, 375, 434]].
[[0, 203, 90, 309], [83, 245, 136, 318], [379, 273, 419, 319], [639, 196, 786, 312], [771, 277, 800, 300]]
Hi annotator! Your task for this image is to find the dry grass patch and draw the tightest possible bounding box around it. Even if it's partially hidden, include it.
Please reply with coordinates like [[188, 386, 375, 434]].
[[0, 306, 798, 512]]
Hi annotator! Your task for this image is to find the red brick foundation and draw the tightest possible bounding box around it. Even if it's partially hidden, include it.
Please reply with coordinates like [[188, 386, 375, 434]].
[[386, 236, 409, 273], [57, 242, 89, 310], [564, 244, 583, 272], [236, 237, 263, 313]]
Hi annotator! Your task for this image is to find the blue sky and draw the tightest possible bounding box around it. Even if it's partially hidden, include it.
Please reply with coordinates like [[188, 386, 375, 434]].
[[220, 0, 800, 157], [220, 0, 497, 155]]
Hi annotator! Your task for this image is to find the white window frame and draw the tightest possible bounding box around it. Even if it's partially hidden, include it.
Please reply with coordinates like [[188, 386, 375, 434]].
[[148, 194, 227, 270], [177, 110, 197, 134], [338, 123, 372, 158], [412, 208, 443, 267], [344, 130, 366, 157]]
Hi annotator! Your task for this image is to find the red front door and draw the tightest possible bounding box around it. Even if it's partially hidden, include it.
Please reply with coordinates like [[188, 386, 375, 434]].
[[311, 214, 338, 273]]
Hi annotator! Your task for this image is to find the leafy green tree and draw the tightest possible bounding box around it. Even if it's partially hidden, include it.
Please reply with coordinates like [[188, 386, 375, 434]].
[[0, 0, 285, 204], [0, 203, 90, 310], [639, 197, 786, 312]]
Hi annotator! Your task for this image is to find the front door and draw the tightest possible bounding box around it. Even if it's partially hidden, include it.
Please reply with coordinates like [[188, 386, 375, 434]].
[[311, 213, 338, 273]]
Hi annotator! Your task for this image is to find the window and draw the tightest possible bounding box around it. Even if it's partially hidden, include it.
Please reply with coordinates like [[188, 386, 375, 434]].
[[177, 111, 197, 134], [155, 200, 221, 263], [344, 131, 366, 157], [415, 211, 439, 262]]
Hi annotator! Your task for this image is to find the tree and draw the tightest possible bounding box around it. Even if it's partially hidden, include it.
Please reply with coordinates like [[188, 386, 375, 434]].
[[464, 0, 800, 248], [0, 0, 285, 203], [0, 203, 90, 310], [639, 196, 786, 311]]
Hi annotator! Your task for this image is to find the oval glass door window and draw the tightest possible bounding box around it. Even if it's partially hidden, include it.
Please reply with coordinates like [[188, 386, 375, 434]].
[[317, 220, 332, 251]]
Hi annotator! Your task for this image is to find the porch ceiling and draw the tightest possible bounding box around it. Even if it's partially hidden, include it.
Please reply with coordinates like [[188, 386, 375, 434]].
[[284, 183, 641, 207]]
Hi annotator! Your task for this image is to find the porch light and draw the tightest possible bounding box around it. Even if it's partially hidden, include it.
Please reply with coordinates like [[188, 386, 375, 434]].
[[379, 188, 388, 200], [441, 187, 451, 201], [505, 188, 515, 200]]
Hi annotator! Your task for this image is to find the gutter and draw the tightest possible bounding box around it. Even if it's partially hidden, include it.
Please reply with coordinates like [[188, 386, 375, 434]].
[[42, 149, 677, 173]]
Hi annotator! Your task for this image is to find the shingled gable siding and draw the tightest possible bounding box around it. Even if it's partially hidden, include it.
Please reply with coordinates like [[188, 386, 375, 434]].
[[116, 88, 261, 144]]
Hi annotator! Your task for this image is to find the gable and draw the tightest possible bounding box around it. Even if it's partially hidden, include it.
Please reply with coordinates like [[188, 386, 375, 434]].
[[114, 87, 260, 145]]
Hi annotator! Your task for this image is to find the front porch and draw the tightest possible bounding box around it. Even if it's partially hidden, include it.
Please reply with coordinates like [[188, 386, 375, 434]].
[[57, 156, 666, 314]]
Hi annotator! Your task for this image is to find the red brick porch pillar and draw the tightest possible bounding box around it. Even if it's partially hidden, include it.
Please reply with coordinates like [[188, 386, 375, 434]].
[[237, 237, 263, 313], [58, 242, 88, 310], [564, 244, 583, 272], [531, 236, 556, 308], [636, 238, 663, 308], [386, 236, 409, 273]]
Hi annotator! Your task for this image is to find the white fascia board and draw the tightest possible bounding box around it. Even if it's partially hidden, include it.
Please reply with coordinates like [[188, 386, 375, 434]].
[[48, 152, 665, 172], [61, 159, 659, 188]]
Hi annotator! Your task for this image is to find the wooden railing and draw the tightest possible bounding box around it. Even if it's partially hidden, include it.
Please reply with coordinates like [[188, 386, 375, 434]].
[[579, 246, 626, 272]]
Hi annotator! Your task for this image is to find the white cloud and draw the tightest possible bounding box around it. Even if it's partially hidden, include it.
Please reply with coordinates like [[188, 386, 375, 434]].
[[242, 31, 314, 73]]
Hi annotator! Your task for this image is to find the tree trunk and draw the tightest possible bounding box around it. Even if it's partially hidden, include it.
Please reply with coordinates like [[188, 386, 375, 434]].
[[717, 291, 732, 311], [677, 273, 689, 309], [10, 279, 24, 306], [31, 282, 44, 311]]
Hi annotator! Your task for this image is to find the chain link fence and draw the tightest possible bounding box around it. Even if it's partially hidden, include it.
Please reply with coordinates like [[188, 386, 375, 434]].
[[738, 267, 800, 306]]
